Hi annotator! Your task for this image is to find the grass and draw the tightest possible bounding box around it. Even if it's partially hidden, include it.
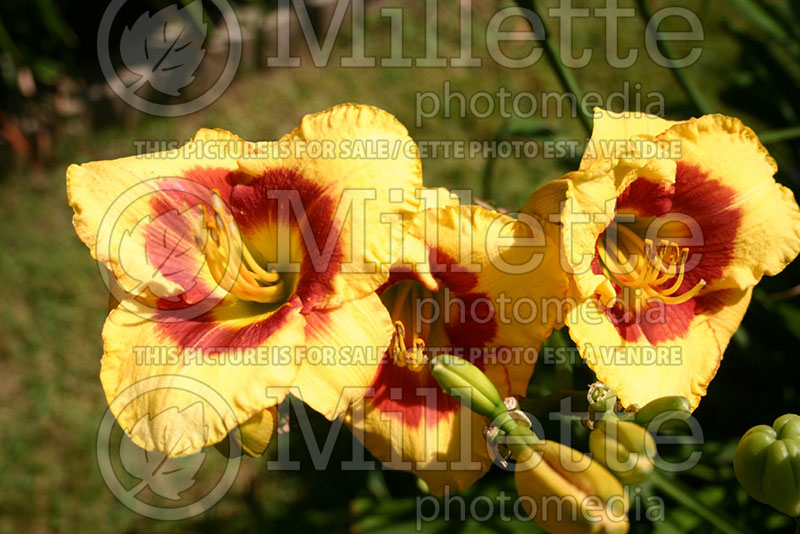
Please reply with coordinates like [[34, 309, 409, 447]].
[[1, 0, 800, 532]]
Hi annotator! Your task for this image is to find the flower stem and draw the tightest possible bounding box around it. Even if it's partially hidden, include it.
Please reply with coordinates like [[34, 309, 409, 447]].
[[636, 0, 712, 115], [759, 126, 800, 145], [650, 471, 755, 534], [514, 0, 592, 134]]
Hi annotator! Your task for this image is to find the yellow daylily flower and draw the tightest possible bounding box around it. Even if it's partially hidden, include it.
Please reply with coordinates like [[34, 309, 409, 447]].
[[347, 204, 569, 495], [524, 108, 800, 410], [67, 104, 431, 456]]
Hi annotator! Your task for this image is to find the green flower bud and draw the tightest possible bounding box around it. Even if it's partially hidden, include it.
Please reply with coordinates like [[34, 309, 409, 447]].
[[590, 420, 656, 484], [430, 354, 510, 427], [734, 414, 800, 517], [633, 396, 691, 431]]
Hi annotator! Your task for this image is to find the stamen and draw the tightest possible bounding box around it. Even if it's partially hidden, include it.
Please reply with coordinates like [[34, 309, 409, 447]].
[[199, 191, 285, 304], [408, 338, 428, 372], [596, 223, 706, 312], [391, 321, 407, 365], [389, 320, 428, 372]]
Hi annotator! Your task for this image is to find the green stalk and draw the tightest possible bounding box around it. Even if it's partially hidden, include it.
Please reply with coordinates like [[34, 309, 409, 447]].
[[636, 0, 712, 115], [758, 126, 800, 145], [727, 0, 800, 57], [650, 471, 756, 534], [516, 0, 592, 134]]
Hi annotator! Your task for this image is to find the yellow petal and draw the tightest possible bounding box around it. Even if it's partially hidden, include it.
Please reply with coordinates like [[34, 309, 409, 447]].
[[523, 173, 617, 304], [581, 107, 679, 169], [100, 296, 306, 455], [347, 368, 499, 496], [655, 114, 800, 290], [237, 407, 279, 457], [216, 406, 279, 458], [293, 291, 393, 420], [237, 104, 424, 310], [67, 129, 252, 302], [567, 288, 752, 410], [421, 205, 569, 393]]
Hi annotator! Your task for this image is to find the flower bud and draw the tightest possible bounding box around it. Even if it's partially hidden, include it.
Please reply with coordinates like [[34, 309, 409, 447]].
[[633, 396, 691, 431], [734, 413, 800, 517], [588, 383, 617, 413], [590, 420, 656, 484], [430, 354, 511, 428], [587, 383, 618, 425], [511, 428, 630, 534]]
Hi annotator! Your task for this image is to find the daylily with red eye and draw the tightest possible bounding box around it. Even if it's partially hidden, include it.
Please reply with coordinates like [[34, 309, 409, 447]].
[[67, 104, 430, 456], [524, 109, 800, 410], [346, 204, 568, 495]]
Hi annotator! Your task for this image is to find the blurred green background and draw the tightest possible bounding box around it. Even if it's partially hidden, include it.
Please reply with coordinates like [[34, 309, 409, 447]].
[[1, 0, 799, 532]]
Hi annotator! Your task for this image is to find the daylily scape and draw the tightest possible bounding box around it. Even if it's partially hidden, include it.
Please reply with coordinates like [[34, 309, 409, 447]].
[[67, 104, 800, 532]]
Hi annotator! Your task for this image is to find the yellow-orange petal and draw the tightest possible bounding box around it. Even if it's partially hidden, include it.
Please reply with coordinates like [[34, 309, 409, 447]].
[[100, 296, 306, 455], [293, 291, 394, 420], [567, 287, 752, 410], [237, 104, 424, 310]]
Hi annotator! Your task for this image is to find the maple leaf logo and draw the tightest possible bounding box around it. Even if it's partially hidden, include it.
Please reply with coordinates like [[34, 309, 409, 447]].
[[120, 1, 208, 96], [119, 403, 208, 501], [117, 204, 208, 299]]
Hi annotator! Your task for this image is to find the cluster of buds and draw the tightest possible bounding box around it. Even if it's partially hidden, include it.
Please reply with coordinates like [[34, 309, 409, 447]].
[[583, 383, 691, 485], [431, 356, 631, 533], [430, 357, 703, 533]]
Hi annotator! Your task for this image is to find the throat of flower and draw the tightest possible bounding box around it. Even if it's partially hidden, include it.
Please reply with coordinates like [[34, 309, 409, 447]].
[[196, 192, 286, 304], [597, 223, 706, 310]]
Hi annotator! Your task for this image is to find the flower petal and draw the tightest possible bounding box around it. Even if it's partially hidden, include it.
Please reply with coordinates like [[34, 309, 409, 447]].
[[567, 288, 752, 409], [100, 295, 306, 455], [237, 104, 424, 310], [67, 129, 253, 307], [294, 291, 393, 420], [423, 205, 569, 393], [216, 406, 279, 458], [236, 407, 279, 457], [347, 353, 502, 496], [581, 108, 679, 169], [655, 115, 800, 290]]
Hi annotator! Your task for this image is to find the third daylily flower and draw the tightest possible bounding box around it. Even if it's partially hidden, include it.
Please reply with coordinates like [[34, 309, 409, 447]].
[[525, 108, 800, 410], [347, 204, 567, 494]]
